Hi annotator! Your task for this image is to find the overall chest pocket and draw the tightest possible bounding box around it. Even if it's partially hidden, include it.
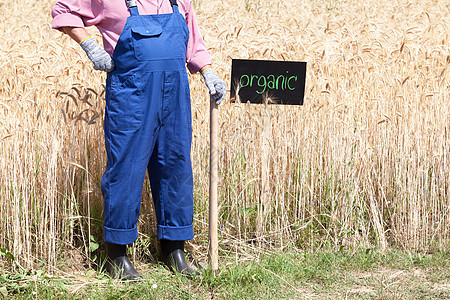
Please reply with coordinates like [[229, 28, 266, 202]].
[[132, 23, 186, 61]]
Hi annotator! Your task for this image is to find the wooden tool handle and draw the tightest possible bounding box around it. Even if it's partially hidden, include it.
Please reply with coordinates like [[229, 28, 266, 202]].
[[208, 100, 219, 272]]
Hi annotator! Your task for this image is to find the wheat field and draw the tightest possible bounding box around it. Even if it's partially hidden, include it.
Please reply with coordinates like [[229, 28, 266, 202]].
[[0, 0, 448, 271]]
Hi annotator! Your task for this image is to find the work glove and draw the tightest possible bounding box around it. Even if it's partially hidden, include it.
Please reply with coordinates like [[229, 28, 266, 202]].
[[202, 69, 226, 105], [80, 37, 114, 72]]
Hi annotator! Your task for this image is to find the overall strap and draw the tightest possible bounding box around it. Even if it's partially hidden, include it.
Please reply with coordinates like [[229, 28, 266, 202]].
[[126, 0, 139, 16], [170, 0, 180, 14]]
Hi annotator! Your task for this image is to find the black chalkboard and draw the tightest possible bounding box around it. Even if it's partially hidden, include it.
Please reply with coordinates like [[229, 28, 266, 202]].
[[230, 59, 306, 105]]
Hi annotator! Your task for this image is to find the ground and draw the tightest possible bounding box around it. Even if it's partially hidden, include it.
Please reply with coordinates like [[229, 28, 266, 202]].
[[1, 248, 449, 299]]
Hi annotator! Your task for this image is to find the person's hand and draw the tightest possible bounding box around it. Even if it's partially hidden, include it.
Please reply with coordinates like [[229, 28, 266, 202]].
[[80, 37, 114, 72], [202, 69, 226, 105]]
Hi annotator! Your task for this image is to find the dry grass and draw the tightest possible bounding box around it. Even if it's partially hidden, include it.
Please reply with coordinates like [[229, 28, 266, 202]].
[[0, 0, 448, 271]]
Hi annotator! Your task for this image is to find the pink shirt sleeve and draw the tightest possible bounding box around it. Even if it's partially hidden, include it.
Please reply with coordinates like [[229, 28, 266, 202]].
[[52, 0, 104, 30], [51, 0, 211, 74], [182, 1, 212, 74]]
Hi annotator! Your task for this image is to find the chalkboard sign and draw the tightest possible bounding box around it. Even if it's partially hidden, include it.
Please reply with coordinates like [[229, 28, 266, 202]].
[[230, 59, 307, 105]]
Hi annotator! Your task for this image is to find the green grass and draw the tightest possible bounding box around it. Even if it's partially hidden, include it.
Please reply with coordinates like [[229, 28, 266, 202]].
[[1, 248, 449, 299]]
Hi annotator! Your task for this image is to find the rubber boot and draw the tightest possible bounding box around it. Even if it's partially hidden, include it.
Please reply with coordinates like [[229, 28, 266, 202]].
[[105, 242, 142, 282], [160, 240, 200, 278]]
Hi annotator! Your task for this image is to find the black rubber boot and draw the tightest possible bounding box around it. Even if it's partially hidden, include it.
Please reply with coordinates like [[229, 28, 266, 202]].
[[160, 240, 200, 278], [105, 243, 142, 282]]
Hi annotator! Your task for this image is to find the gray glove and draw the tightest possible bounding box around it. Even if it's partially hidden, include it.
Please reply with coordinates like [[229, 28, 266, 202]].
[[202, 69, 226, 105], [80, 37, 114, 72]]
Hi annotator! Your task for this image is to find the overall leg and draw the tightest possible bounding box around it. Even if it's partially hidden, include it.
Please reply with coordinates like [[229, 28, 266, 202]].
[[102, 73, 156, 245], [147, 70, 194, 241]]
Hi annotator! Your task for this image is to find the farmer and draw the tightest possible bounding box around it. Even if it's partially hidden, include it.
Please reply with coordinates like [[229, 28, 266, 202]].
[[51, 0, 226, 280]]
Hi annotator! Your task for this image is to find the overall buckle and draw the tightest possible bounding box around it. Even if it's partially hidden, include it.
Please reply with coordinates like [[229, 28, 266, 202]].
[[126, 0, 137, 8]]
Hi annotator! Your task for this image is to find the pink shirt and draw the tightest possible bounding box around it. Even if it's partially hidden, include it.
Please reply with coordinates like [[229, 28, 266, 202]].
[[52, 0, 211, 73]]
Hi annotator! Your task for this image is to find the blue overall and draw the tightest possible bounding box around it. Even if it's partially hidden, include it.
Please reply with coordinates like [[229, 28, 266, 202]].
[[101, 0, 194, 245]]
